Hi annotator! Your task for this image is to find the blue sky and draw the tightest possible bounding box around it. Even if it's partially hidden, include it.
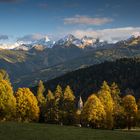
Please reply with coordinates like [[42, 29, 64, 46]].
[[0, 0, 140, 43]]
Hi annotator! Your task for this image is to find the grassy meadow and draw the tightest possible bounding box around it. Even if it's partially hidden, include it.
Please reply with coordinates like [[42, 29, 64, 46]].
[[0, 122, 140, 140]]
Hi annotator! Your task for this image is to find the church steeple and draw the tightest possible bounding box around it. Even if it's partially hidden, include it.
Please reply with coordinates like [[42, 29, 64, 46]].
[[78, 96, 83, 111]]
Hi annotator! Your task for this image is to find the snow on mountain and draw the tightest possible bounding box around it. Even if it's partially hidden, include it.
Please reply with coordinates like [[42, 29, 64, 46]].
[[55, 34, 78, 46], [54, 34, 108, 49], [0, 34, 109, 50], [55, 34, 93, 48], [81, 36, 97, 46], [0, 42, 20, 50], [0, 37, 53, 51], [31, 36, 55, 48], [1, 33, 139, 51]]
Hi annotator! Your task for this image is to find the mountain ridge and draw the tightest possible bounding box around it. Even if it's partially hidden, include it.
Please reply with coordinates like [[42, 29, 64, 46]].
[[0, 35, 140, 89]]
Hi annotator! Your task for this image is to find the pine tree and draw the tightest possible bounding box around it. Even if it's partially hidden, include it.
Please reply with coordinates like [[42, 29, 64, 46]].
[[123, 95, 138, 130], [15, 88, 40, 122], [0, 80, 16, 121], [81, 94, 106, 128], [62, 85, 76, 125], [98, 81, 114, 129]]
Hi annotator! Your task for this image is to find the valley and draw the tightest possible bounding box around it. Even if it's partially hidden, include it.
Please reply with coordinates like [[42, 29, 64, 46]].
[[0, 36, 140, 89]]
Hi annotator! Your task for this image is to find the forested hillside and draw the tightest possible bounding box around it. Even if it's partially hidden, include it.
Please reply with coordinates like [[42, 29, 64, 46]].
[[34, 58, 140, 99]]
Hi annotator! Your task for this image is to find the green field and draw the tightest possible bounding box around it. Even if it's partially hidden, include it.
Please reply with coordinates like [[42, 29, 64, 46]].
[[0, 122, 140, 140]]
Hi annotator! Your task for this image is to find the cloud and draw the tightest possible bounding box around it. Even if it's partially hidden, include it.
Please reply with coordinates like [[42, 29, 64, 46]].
[[71, 27, 140, 43], [64, 15, 113, 26], [0, 35, 9, 40], [17, 34, 46, 42]]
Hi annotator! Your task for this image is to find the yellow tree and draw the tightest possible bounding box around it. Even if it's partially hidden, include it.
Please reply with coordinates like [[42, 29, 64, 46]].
[[36, 80, 46, 106], [123, 95, 138, 130], [110, 82, 125, 128], [0, 80, 16, 121], [36, 80, 46, 122], [55, 85, 63, 99], [137, 99, 140, 126], [98, 81, 114, 129], [0, 69, 10, 82], [45, 90, 56, 123], [81, 94, 106, 128], [15, 88, 40, 122], [54, 85, 63, 123], [63, 85, 76, 125]]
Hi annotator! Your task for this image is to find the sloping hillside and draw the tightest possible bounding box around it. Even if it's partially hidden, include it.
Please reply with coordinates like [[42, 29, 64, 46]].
[[32, 58, 140, 99]]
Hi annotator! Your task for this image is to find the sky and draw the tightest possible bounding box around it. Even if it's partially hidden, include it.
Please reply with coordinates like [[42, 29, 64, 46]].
[[0, 0, 140, 43]]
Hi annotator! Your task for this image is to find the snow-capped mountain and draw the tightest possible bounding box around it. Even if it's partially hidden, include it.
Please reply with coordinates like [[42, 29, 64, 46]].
[[2, 34, 140, 51], [31, 36, 55, 48], [54, 34, 83, 48], [14, 36, 55, 51], [54, 34, 103, 49], [115, 35, 140, 47], [81, 36, 97, 46], [0, 34, 109, 50]]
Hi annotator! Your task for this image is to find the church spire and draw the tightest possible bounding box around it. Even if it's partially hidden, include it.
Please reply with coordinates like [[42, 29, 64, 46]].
[[78, 96, 83, 111]]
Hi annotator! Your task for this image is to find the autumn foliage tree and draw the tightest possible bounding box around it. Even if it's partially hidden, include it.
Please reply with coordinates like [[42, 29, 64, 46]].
[[15, 88, 40, 122], [98, 81, 114, 129], [36, 80, 46, 122], [0, 80, 16, 121], [36, 80, 46, 106], [62, 85, 76, 124], [0, 69, 10, 82], [110, 82, 125, 128], [81, 94, 106, 128], [54, 85, 63, 123], [137, 99, 140, 126], [123, 95, 138, 130], [45, 90, 56, 123]]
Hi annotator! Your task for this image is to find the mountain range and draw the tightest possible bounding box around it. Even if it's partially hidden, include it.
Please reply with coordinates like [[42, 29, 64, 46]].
[[0, 34, 109, 50], [0, 34, 140, 89]]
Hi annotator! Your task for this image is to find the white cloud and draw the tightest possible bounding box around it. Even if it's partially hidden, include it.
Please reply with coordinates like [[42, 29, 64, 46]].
[[71, 27, 140, 43], [17, 34, 46, 43], [64, 15, 113, 26]]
